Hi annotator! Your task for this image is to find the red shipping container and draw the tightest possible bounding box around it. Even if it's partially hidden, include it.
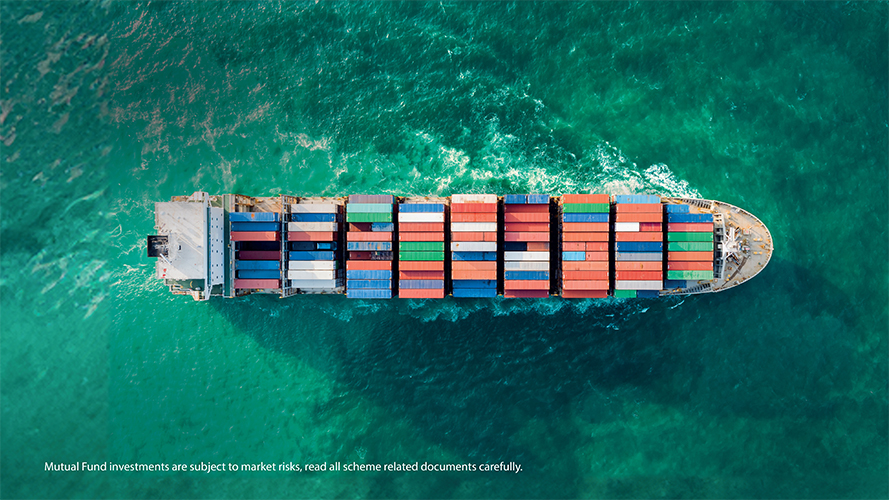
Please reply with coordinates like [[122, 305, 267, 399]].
[[347, 261, 392, 270], [503, 205, 549, 213], [668, 251, 713, 261], [563, 232, 610, 242], [639, 222, 663, 232], [562, 222, 609, 232], [399, 232, 444, 242], [232, 231, 280, 242], [615, 203, 662, 213], [504, 222, 550, 232], [348, 251, 372, 260], [504, 212, 549, 223], [288, 231, 336, 242], [398, 222, 445, 232], [616, 271, 663, 281], [452, 261, 497, 271], [234, 279, 280, 289], [585, 242, 609, 252], [451, 232, 498, 242], [452, 270, 497, 280], [451, 203, 497, 213], [562, 270, 609, 280], [561, 194, 610, 204], [668, 261, 714, 271], [563, 242, 586, 251], [585, 251, 609, 261], [348, 223, 373, 232], [526, 242, 550, 251], [667, 223, 713, 232], [563, 261, 609, 271], [561, 289, 608, 298], [615, 212, 663, 223], [238, 250, 280, 260], [399, 271, 445, 280], [615, 232, 662, 242], [504, 290, 550, 298], [400, 261, 444, 271], [561, 280, 609, 290], [503, 280, 550, 290], [505, 231, 549, 242], [451, 213, 497, 222], [616, 261, 662, 271], [399, 288, 445, 299], [348, 231, 392, 242]]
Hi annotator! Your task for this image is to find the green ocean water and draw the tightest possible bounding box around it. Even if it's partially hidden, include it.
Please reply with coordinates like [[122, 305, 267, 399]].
[[1, 1, 887, 498]]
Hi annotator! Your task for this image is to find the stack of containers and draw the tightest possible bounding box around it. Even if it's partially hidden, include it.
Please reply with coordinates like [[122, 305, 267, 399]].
[[666, 205, 715, 288], [345, 195, 394, 299], [231, 211, 282, 290], [559, 194, 610, 298], [286, 201, 342, 292], [503, 194, 551, 298], [450, 194, 498, 298], [398, 200, 446, 299], [613, 195, 663, 298]]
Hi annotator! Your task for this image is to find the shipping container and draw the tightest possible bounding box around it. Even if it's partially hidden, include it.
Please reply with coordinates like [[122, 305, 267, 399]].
[[346, 270, 393, 280], [666, 251, 713, 261], [346, 289, 392, 299], [663, 279, 687, 289], [613, 289, 637, 298], [667, 232, 714, 242], [234, 278, 280, 289], [614, 222, 641, 232], [585, 251, 609, 261], [505, 270, 550, 281], [346, 212, 392, 223], [289, 213, 337, 222], [560, 194, 610, 204], [452, 251, 497, 261], [614, 213, 663, 223], [562, 242, 586, 251], [614, 194, 660, 204], [666, 223, 714, 232], [561, 280, 610, 290], [504, 194, 527, 204], [398, 212, 445, 223], [237, 250, 280, 260], [563, 213, 610, 223], [399, 261, 445, 271], [452, 288, 499, 298], [615, 261, 662, 271], [399, 271, 445, 280], [503, 280, 550, 290], [562, 232, 610, 242], [585, 242, 609, 252], [451, 222, 497, 232], [451, 279, 497, 289], [526, 242, 551, 251], [291, 261, 338, 270], [504, 290, 550, 298], [237, 270, 281, 279], [664, 204, 690, 213], [398, 251, 445, 261], [347, 279, 392, 289], [288, 279, 343, 289], [450, 241, 497, 252], [561, 222, 609, 232], [398, 288, 445, 299], [639, 222, 663, 231], [614, 252, 662, 261], [504, 261, 550, 271], [398, 222, 444, 232], [289, 270, 338, 280], [614, 203, 662, 213], [502, 204, 549, 213], [231, 231, 281, 242], [615, 232, 662, 242], [399, 241, 445, 252], [346, 261, 391, 270], [347, 241, 392, 251], [346, 203, 392, 213], [236, 260, 280, 270], [666, 270, 715, 280], [290, 241, 337, 251], [399, 203, 445, 213], [452, 270, 497, 280], [504, 222, 550, 232], [348, 195, 394, 204], [562, 251, 585, 261], [527, 194, 550, 204], [400, 279, 444, 289], [399, 232, 445, 242], [504, 251, 549, 261], [562, 261, 609, 271], [288, 231, 337, 242], [560, 289, 608, 298], [347, 231, 393, 242], [504, 212, 549, 223], [290, 204, 339, 213], [614, 280, 662, 290], [667, 261, 713, 271], [561, 203, 609, 213], [504, 232, 549, 242], [230, 212, 280, 222], [287, 222, 337, 232], [616, 271, 663, 281], [451, 194, 498, 204], [450, 203, 497, 213], [561, 270, 609, 280], [666, 213, 714, 223], [615, 241, 663, 252], [232, 222, 280, 232], [450, 231, 498, 242], [451, 213, 497, 222], [668, 241, 714, 252], [348, 251, 394, 260], [451, 261, 497, 271], [636, 290, 661, 298]]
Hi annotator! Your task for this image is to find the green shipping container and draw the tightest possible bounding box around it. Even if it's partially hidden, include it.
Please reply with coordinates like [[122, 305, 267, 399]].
[[398, 241, 444, 252], [346, 203, 392, 213], [613, 289, 637, 298], [346, 212, 392, 223], [668, 241, 714, 252], [399, 251, 445, 261], [562, 203, 610, 213], [666, 270, 715, 280], [667, 232, 714, 242]]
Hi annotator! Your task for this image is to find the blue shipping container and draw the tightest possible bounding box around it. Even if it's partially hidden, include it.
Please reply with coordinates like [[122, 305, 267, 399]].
[[346, 279, 391, 289], [235, 260, 280, 270], [399, 279, 444, 289], [665, 204, 690, 213], [452, 252, 497, 261], [230, 212, 280, 222], [451, 280, 497, 289], [371, 222, 395, 232], [232, 222, 280, 232], [453, 288, 498, 298], [503, 242, 528, 251], [614, 194, 660, 204], [562, 251, 586, 261], [346, 270, 393, 280], [504, 194, 528, 204], [666, 213, 713, 223], [663, 280, 688, 289], [636, 290, 661, 298], [615, 242, 663, 252], [347, 288, 392, 299], [237, 270, 281, 279], [315, 242, 336, 250], [398, 203, 445, 213], [290, 213, 337, 222], [290, 242, 337, 251], [288, 251, 335, 261], [505, 271, 550, 281], [527, 194, 550, 204], [347, 241, 392, 251], [562, 213, 609, 223]]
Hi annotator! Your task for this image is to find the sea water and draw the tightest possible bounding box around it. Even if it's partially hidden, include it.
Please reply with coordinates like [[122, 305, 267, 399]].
[[1, 2, 886, 498]]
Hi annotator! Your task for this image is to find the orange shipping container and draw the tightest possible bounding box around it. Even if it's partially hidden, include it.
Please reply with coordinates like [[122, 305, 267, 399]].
[[504, 290, 549, 298], [615, 203, 663, 213], [585, 251, 609, 261], [452, 261, 497, 272], [504, 222, 550, 232], [399, 222, 444, 232], [347, 261, 392, 270], [561, 280, 609, 290], [399, 232, 444, 242], [668, 261, 714, 271], [563, 261, 609, 271], [561, 289, 608, 298], [451, 213, 497, 222], [399, 271, 445, 280], [562, 222, 609, 232], [399, 261, 444, 271], [526, 242, 550, 251], [503, 205, 549, 213], [503, 280, 550, 290], [451, 203, 497, 213], [451, 231, 498, 242], [561, 194, 610, 204], [615, 261, 662, 271], [639, 222, 663, 231], [563, 242, 585, 251], [231, 231, 280, 242], [586, 242, 609, 252], [399, 288, 445, 299], [452, 270, 497, 280], [668, 251, 713, 261], [287, 231, 334, 242], [504, 212, 549, 223], [563, 232, 609, 242], [615, 232, 662, 242], [667, 223, 713, 232], [616, 271, 663, 281], [562, 270, 609, 280], [505, 232, 549, 242], [348, 231, 392, 242], [615, 212, 663, 223]]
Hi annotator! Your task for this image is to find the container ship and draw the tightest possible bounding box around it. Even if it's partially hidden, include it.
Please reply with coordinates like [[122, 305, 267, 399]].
[[148, 192, 772, 301]]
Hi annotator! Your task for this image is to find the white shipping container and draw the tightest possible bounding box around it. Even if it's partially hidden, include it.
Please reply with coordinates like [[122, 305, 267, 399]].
[[504, 251, 550, 261], [287, 270, 337, 280], [450, 242, 497, 252], [287, 222, 338, 232], [614, 280, 662, 290], [452, 194, 498, 204], [288, 279, 343, 288], [288, 261, 337, 270], [290, 203, 340, 213], [614, 222, 640, 232], [504, 261, 550, 271], [451, 222, 497, 232], [397, 212, 445, 223]]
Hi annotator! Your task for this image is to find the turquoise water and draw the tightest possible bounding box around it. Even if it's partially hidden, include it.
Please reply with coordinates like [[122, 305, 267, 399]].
[[1, 1, 887, 498]]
